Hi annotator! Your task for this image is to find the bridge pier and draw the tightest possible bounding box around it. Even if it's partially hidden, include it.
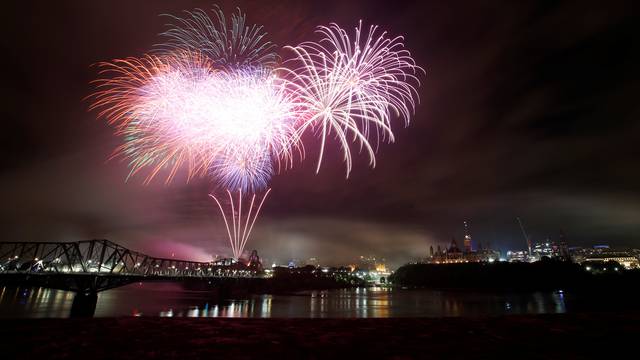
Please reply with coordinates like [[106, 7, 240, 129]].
[[70, 291, 98, 318]]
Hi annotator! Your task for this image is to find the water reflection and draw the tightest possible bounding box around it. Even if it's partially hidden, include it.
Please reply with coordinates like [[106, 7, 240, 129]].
[[0, 286, 75, 318], [308, 288, 391, 318], [0, 283, 568, 319]]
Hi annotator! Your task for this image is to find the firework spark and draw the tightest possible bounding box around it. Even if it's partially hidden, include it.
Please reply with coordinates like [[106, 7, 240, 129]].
[[280, 21, 423, 176], [158, 6, 278, 69], [211, 147, 273, 193], [90, 52, 215, 183]]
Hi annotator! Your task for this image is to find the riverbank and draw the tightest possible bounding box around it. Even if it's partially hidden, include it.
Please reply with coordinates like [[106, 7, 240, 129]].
[[390, 260, 640, 292], [2, 312, 637, 359]]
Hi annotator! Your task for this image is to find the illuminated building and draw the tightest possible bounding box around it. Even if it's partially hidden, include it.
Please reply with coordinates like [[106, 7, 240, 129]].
[[530, 237, 569, 260], [532, 240, 557, 259], [507, 233, 570, 262], [571, 246, 640, 269], [429, 237, 466, 264], [570, 245, 609, 263], [375, 263, 388, 272], [427, 221, 501, 264], [583, 254, 639, 269], [469, 248, 501, 263], [355, 256, 391, 284], [507, 250, 531, 262]]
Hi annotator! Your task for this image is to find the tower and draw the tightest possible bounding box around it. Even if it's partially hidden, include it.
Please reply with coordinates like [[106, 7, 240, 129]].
[[558, 230, 570, 260], [247, 250, 263, 271], [449, 237, 459, 252], [463, 220, 472, 253]]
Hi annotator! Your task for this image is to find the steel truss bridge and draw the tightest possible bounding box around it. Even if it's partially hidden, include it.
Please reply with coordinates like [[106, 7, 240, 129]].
[[0, 239, 263, 294]]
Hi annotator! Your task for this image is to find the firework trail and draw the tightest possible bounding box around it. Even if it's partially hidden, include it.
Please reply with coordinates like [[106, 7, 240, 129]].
[[281, 21, 423, 177], [209, 189, 271, 260]]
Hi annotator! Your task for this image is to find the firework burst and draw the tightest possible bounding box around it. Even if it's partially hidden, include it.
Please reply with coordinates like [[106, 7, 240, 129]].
[[280, 21, 423, 176], [90, 52, 216, 183], [91, 53, 300, 189]]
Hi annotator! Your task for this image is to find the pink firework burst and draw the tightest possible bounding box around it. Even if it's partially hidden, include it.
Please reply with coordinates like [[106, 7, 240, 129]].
[[90, 52, 301, 190], [280, 21, 423, 176]]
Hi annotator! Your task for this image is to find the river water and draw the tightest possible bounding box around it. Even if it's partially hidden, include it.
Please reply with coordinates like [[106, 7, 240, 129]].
[[0, 282, 576, 318]]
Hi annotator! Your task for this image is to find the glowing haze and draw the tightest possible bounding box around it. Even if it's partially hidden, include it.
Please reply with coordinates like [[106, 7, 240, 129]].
[[89, 6, 422, 260]]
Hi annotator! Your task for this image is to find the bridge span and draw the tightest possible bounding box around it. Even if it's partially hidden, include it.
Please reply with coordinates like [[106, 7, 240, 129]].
[[0, 239, 264, 294]]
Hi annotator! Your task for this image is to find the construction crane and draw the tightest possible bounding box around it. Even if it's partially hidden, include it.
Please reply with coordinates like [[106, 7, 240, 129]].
[[516, 217, 532, 256]]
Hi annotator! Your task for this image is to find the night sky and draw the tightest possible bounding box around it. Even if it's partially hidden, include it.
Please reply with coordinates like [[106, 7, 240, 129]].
[[1, 0, 638, 268]]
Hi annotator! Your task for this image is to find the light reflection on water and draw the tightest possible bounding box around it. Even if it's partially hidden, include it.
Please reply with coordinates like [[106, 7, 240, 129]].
[[0, 282, 567, 318]]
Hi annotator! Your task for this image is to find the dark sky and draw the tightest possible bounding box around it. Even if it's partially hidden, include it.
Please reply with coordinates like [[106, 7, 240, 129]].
[[1, 0, 638, 268]]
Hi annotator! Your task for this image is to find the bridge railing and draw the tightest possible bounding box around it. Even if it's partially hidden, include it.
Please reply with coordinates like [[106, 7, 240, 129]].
[[0, 240, 259, 278]]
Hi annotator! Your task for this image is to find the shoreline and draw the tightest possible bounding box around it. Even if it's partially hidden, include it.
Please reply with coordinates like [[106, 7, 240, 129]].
[[2, 312, 637, 359]]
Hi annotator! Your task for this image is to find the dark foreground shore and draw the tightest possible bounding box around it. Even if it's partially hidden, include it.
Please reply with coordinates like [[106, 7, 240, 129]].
[[2, 313, 638, 359]]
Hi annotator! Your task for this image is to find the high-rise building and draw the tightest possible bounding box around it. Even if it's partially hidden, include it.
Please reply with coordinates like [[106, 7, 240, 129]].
[[463, 220, 472, 253]]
